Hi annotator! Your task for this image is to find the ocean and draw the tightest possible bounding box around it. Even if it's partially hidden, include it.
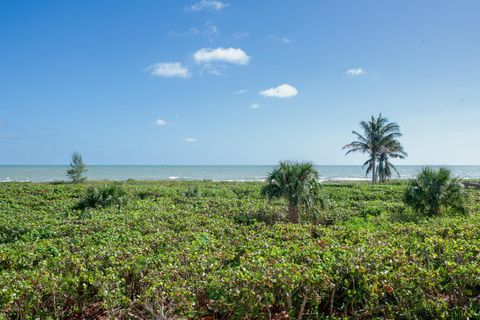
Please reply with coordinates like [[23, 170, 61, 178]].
[[1, 165, 480, 182]]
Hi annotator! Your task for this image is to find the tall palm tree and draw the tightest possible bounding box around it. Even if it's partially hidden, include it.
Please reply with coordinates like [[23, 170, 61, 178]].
[[261, 161, 325, 223], [377, 140, 408, 182], [343, 114, 404, 184]]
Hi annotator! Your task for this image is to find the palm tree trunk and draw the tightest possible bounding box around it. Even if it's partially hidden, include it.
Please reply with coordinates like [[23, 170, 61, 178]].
[[372, 156, 377, 184], [288, 202, 299, 224]]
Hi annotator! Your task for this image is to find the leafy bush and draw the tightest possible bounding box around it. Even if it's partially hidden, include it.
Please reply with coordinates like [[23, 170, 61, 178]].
[[75, 184, 128, 210], [404, 167, 468, 216]]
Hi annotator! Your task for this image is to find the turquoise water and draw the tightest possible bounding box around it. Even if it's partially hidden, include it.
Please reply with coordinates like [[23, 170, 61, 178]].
[[1, 165, 480, 182]]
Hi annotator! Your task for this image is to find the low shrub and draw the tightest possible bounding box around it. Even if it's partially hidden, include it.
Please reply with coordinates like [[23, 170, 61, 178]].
[[183, 186, 201, 198], [404, 167, 468, 216], [75, 184, 128, 210]]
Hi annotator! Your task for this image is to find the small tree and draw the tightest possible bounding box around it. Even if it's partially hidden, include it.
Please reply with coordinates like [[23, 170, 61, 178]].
[[261, 161, 325, 223], [67, 152, 87, 183], [404, 167, 468, 216]]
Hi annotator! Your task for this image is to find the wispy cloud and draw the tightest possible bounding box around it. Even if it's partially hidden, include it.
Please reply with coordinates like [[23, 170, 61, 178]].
[[250, 103, 260, 109], [0, 129, 25, 140], [233, 32, 250, 39], [269, 36, 292, 44], [186, 0, 229, 12], [168, 27, 200, 37], [234, 89, 247, 94], [346, 68, 366, 76], [155, 118, 167, 126], [260, 84, 298, 98], [147, 62, 190, 78], [193, 47, 250, 65], [0, 120, 7, 127], [184, 137, 197, 143], [169, 22, 219, 42]]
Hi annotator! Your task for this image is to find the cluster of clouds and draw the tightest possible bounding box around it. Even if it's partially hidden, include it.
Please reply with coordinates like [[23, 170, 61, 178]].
[[150, 1, 367, 135], [147, 47, 250, 78]]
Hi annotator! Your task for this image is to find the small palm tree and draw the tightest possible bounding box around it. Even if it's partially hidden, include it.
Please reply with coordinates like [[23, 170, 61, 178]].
[[66, 152, 87, 183], [404, 167, 468, 216], [377, 140, 408, 182], [343, 114, 405, 183], [261, 161, 325, 223]]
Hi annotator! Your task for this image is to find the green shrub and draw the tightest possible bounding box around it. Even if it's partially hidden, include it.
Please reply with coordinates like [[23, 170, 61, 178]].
[[404, 167, 468, 216], [75, 184, 128, 210]]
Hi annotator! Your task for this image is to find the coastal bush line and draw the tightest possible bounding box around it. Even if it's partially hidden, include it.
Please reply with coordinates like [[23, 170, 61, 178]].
[[1, 181, 479, 319]]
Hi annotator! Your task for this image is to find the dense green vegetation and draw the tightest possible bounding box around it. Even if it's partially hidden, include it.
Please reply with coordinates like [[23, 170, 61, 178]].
[[1, 180, 479, 319]]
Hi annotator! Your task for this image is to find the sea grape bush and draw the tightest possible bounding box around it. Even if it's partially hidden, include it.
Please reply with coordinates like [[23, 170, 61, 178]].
[[0, 181, 479, 319]]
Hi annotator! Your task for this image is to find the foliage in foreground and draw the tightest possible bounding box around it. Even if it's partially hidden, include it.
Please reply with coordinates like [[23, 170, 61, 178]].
[[405, 167, 468, 216], [0, 181, 479, 319]]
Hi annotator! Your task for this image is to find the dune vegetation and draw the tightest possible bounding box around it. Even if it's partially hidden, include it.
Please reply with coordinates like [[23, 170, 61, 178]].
[[1, 178, 479, 319]]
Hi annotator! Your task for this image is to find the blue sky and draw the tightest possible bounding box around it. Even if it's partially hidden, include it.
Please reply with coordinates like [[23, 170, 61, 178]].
[[1, 0, 479, 165]]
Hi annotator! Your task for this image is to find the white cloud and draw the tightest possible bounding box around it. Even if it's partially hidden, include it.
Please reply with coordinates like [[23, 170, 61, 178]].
[[155, 118, 167, 126], [250, 103, 260, 109], [184, 137, 197, 143], [186, 0, 229, 12], [147, 62, 190, 78], [234, 89, 247, 94], [193, 47, 250, 65], [260, 84, 298, 98], [346, 68, 366, 76]]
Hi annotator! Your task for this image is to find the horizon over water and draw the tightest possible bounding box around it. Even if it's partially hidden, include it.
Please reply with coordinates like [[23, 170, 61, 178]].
[[1, 165, 480, 182]]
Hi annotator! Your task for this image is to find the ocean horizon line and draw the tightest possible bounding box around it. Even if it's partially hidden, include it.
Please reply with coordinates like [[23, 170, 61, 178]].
[[2, 164, 480, 183], [1, 164, 479, 167]]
